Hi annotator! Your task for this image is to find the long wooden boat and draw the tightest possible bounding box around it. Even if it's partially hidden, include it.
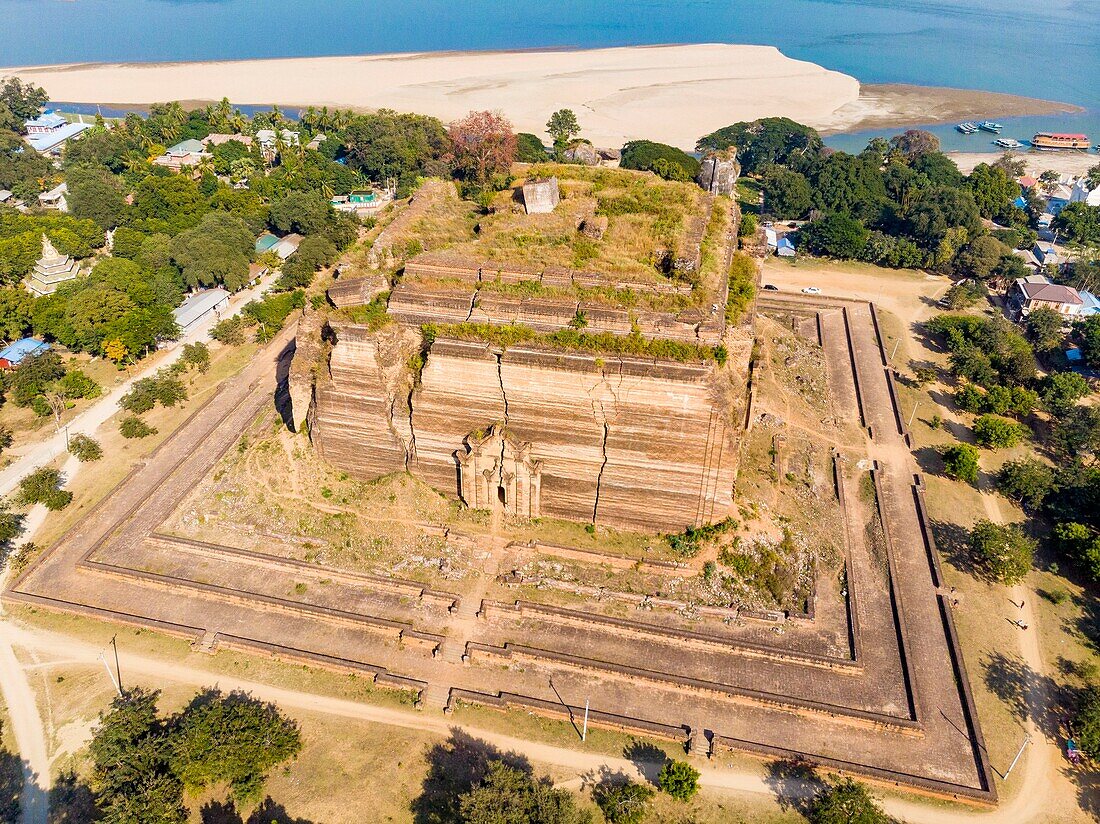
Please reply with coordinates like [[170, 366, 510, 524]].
[[1032, 132, 1090, 150]]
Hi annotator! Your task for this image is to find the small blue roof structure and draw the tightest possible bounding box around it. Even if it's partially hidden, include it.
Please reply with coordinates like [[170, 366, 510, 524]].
[[777, 237, 796, 257], [1014, 195, 1028, 209], [1079, 290, 1100, 317], [25, 121, 91, 154], [255, 233, 280, 253], [0, 337, 50, 366], [1066, 347, 1084, 363], [24, 111, 67, 131]]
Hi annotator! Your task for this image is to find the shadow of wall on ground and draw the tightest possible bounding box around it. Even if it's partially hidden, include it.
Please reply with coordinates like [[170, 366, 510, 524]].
[[200, 797, 316, 824]]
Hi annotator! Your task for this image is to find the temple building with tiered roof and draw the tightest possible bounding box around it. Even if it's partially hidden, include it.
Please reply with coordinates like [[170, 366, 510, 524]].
[[26, 234, 81, 296]]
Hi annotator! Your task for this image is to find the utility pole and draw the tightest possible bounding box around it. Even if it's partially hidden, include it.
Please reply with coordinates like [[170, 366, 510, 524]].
[[908, 401, 920, 429], [890, 338, 901, 361], [582, 698, 589, 742], [111, 634, 122, 694]]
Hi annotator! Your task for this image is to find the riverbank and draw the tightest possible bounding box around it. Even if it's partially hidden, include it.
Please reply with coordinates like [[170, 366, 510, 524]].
[[2, 44, 1078, 150]]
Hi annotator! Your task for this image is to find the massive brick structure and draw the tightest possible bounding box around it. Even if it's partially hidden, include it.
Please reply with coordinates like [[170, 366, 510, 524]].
[[300, 170, 746, 533]]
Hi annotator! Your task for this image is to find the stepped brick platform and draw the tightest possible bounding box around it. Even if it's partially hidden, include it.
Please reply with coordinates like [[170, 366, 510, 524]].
[[5, 296, 996, 803]]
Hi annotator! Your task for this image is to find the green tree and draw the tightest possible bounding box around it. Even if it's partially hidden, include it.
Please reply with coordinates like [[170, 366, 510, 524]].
[[997, 458, 1054, 512], [656, 759, 700, 801], [761, 165, 813, 219], [119, 415, 157, 439], [955, 235, 1010, 280], [594, 780, 654, 824], [516, 133, 548, 163], [969, 519, 1035, 584], [1053, 522, 1100, 583], [170, 688, 302, 804], [180, 341, 210, 373], [967, 163, 1018, 219], [1051, 406, 1100, 461], [1053, 202, 1100, 245], [267, 190, 333, 235], [619, 140, 700, 182], [58, 369, 101, 400], [10, 350, 65, 407], [809, 778, 893, 824], [67, 433, 103, 462], [941, 442, 980, 484], [456, 760, 587, 824], [1025, 307, 1065, 352], [0, 76, 49, 124], [799, 213, 869, 259], [341, 110, 450, 196], [546, 109, 581, 155], [973, 414, 1026, 449], [889, 129, 939, 158], [697, 117, 822, 173], [89, 688, 186, 824], [1081, 315, 1100, 367], [1076, 686, 1100, 760], [1041, 371, 1089, 415], [66, 166, 129, 230], [0, 288, 33, 340]]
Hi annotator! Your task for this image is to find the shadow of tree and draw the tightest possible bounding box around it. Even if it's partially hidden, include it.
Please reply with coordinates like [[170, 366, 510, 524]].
[[913, 446, 944, 476], [411, 728, 530, 824], [0, 739, 24, 824], [48, 770, 100, 823], [929, 518, 978, 576], [763, 757, 820, 817], [200, 797, 315, 824], [982, 650, 1067, 741], [621, 741, 668, 784]]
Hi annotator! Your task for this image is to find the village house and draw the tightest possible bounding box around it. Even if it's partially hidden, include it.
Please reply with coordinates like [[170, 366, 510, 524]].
[[0, 338, 50, 370], [330, 188, 394, 217], [271, 233, 303, 260], [172, 288, 230, 336], [154, 139, 211, 173], [1070, 178, 1100, 207], [255, 128, 299, 162], [38, 182, 69, 212], [23, 110, 91, 155], [202, 133, 253, 148], [1007, 274, 1084, 320]]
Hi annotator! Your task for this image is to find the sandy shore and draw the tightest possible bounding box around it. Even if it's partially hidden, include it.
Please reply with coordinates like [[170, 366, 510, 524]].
[[949, 151, 1098, 177], [2, 44, 1080, 150]]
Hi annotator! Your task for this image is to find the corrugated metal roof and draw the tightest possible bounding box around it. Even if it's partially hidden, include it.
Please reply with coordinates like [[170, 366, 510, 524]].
[[173, 289, 230, 328], [0, 338, 49, 364]]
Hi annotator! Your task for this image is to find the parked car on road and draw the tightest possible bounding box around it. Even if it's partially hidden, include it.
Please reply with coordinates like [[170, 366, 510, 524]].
[[801, 286, 821, 294], [762, 284, 779, 291]]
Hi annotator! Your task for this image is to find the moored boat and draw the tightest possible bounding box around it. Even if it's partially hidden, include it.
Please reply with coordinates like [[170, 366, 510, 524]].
[[994, 138, 1023, 149], [956, 122, 978, 134], [978, 121, 1003, 133], [1032, 132, 1091, 150]]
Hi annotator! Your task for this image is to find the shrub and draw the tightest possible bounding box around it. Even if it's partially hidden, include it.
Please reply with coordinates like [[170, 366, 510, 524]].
[[210, 316, 246, 346], [738, 212, 757, 239], [67, 434, 103, 462], [941, 443, 979, 484], [726, 253, 756, 325], [973, 414, 1026, 449], [969, 519, 1035, 584], [119, 415, 157, 439], [16, 466, 72, 511], [120, 373, 187, 414], [595, 780, 654, 824], [57, 369, 102, 400], [1076, 686, 1100, 759], [656, 759, 700, 801], [180, 341, 211, 373], [809, 778, 891, 824]]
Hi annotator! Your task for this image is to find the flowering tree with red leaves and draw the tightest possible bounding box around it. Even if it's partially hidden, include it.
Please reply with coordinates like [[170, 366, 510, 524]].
[[448, 110, 517, 189]]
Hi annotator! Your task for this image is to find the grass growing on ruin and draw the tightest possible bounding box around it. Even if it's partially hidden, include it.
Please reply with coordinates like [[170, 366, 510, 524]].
[[422, 321, 725, 363]]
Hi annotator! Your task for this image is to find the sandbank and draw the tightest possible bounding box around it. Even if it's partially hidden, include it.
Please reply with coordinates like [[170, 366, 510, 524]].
[[2, 44, 1079, 150], [949, 151, 1098, 178]]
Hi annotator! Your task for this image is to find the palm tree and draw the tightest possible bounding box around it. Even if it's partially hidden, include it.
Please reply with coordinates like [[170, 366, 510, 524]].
[[211, 97, 233, 131], [302, 106, 318, 135], [320, 179, 334, 200], [270, 105, 284, 130], [229, 111, 247, 135]]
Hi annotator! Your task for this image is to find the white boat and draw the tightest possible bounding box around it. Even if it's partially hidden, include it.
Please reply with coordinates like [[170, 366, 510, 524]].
[[978, 121, 1004, 133], [956, 122, 978, 134], [994, 138, 1023, 149]]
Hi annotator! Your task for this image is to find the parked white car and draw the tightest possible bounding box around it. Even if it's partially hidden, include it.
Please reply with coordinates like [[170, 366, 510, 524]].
[[801, 286, 821, 294]]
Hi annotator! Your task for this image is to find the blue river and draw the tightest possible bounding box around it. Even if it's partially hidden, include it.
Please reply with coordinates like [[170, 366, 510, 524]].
[[2, 0, 1097, 146]]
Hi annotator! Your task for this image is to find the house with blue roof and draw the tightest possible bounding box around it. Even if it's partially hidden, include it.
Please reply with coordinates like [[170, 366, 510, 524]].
[[0, 338, 50, 370]]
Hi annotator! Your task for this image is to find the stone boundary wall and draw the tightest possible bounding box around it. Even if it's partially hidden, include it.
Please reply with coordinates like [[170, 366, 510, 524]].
[[709, 734, 996, 805], [841, 307, 869, 432], [150, 533, 461, 612], [82, 557, 444, 656], [869, 464, 920, 723], [466, 641, 921, 735], [405, 253, 694, 296], [911, 476, 998, 796], [387, 280, 719, 344], [519, 540, 689, 574], [449, 688, 691, 743], [484, 599, 858, 672], [832, 452, 864, 664]]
